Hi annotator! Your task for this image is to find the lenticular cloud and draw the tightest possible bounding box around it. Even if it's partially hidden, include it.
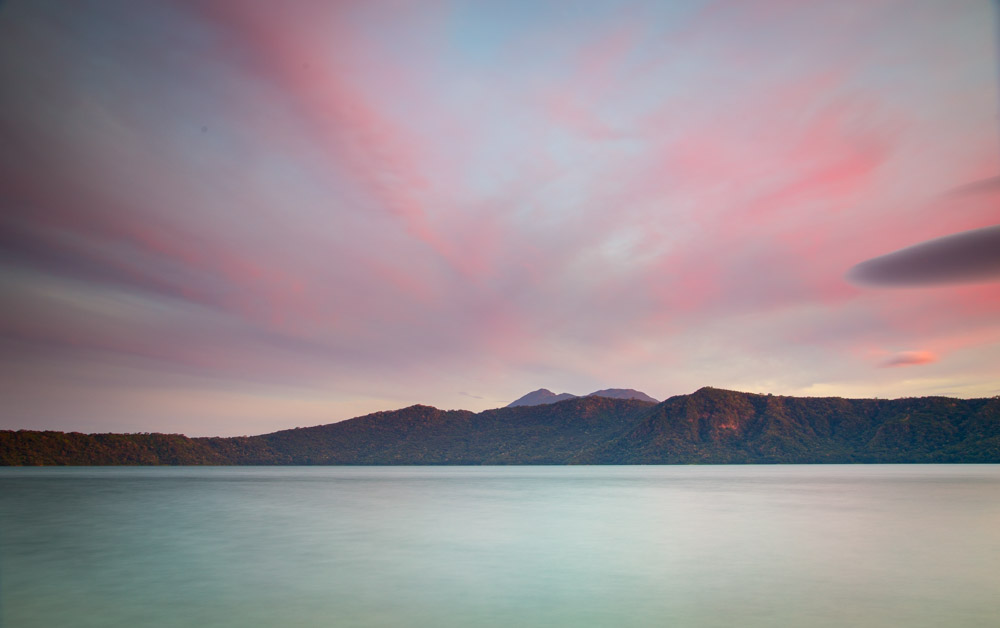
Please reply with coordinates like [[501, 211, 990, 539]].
[[848, 225, 1000, 287]]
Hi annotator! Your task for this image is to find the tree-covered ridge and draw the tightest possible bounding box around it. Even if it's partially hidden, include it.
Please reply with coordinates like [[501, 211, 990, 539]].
[[203, 396, 653, 465], [577, 387, 1000, 464], [3, 389, 999, 465], [0, 431, 226, 466]]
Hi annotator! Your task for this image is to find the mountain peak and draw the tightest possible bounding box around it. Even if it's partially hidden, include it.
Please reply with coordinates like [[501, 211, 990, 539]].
[[588, 388, 658, 403], [507, 387, 659, 408], [506, 389, 578, 408]]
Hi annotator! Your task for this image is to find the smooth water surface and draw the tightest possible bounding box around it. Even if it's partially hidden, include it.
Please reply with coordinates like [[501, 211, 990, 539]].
[[2, 465, 999, 627]]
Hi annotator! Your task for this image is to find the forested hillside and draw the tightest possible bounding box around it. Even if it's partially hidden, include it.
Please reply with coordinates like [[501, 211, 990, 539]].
[[3, 389, 999, 465]]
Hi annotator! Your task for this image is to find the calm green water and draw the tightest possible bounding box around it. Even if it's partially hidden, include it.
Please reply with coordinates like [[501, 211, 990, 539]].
[[1, 465, 998, 627]]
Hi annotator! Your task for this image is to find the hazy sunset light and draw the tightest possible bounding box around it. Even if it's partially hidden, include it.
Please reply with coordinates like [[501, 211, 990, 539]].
[[1, 1, 999, 436]]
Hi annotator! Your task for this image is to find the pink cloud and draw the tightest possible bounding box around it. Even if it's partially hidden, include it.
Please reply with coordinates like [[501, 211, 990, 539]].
[[880, 350, 938, 368], [194, 2, 467, 267], [2, 0, 998, 434]]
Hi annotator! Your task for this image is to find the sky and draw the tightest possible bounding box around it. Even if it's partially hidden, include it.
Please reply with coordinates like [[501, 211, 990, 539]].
[[1, 0, 999, 437]]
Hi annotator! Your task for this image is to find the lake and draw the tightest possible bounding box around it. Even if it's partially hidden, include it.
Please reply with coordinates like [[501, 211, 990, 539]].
[[1, 465, 998, 627]]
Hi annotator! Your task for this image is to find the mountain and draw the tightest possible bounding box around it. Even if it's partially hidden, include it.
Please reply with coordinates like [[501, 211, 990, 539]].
[[588, 388, 659, 403], [506, 387, 658, 407], [0, 396, 654, 465], [3, 388, 999, 465], [575, 387, 1000, 464], [506, 388, 578, 407], [220, 396, 655, 465]]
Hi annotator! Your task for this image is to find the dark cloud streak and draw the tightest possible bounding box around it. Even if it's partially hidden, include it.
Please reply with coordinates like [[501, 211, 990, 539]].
[[848, 225, 1000, 287], [0, 212, 231, 313], [944, 175, 1000, 198]]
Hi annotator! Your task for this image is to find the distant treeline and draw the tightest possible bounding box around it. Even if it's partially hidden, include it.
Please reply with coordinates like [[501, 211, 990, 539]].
[[3, 388, 1000, 465]]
